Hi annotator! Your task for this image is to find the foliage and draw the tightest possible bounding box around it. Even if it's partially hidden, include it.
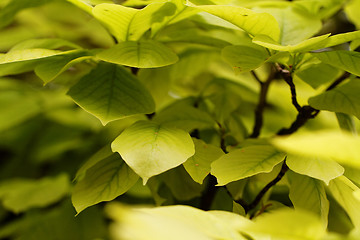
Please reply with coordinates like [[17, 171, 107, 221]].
[[1, 0, 360, 239]]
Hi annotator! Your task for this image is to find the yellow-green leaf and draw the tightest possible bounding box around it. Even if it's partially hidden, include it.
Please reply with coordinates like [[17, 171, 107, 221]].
[[188, 3, 280, 42], [67, 62, 155, 125], [111, 121, 195, 184], [286, 154, 344, 185], [72, 148, 139, 214], [211, 145, 286, 186], [288, 171, 329, 227], [272, 130, 360, 168], [97, 40, 178, 68], [308, 79, 360, 119], [183, 138, 224, 184]]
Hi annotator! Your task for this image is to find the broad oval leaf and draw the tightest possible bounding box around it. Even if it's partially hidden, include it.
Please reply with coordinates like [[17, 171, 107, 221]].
[[72, 148, 139, 214], [111, 120, 195, 184], [93, 2, 182, 42], [221, 44, 269, 72], [288, 171, 329, 227], [188, 3, 280, 42], [329, 176, 360, 228], [97, 41, 179, 68], [183, 138, 224, 184], [252, 34, 330, 53], [0, 49, 68, 77], [0, 174, 70, 213], [67, 62, 155, 125], [272, 130, 360, 168], [106, 203, 251, 240], [211, 145, 286, 186], [244, 208, 326, 240], [286, 154, 344, 185], [313, 50, 360, 76], [308, 79, 360, 119]]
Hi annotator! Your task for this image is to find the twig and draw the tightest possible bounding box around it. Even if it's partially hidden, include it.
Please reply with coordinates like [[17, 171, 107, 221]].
[[251, 70, 263, 85], [276, 64, 302, 112], [249, 68, 275, 138]]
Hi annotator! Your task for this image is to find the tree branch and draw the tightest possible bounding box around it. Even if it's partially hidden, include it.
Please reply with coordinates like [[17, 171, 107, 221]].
[[249, 68, 275, 138], [326, 72, 350, 91], [276, 64, 302, 112]]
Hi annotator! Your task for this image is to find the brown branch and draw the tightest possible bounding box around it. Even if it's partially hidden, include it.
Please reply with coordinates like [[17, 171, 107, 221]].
[[276, 64, 302, 112], [231, 160, 289, 214], [249, 68, 275, 138]]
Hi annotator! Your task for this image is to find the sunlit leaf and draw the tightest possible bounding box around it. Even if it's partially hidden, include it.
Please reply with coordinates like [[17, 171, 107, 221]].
[[35, 54, 93, 84], [221, 44, 269, 72], [183, 138, 224, 184], [328, 176, 360, 228], [150, 0, 200, 37], [0, 174, 70, 213], [97, 40, 178, 68], [72, 149, 139, 214], [67, 62, 155, 125], [188, 3, 280, 41], [111, 120, 195, 184], [258, 6, 323, 46], [244, 208, 326, 240], [67, 0, 93, 14], [106, 203, 250, 240], [0, 49, 73, 76], [9, 38, 81, 51], [153, 100, 216, 132], [211, 145, 286, 186], [252, 34, 330, 53], [308, 79, 360, 119], [313, 51, 360, 76], [345, 0, 360, 29], [272, 130, 360, 168], [288, 171, 329, 227], [286, 154, 344, 185], [295, 62, 342, 89], [92, 2, 181, 41]]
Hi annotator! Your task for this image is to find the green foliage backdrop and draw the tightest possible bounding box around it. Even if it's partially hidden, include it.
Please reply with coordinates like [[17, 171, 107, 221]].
[[1, 0, 360, 239]]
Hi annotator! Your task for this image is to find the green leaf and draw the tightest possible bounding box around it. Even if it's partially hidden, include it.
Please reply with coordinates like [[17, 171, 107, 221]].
[[67, 62, 155, 125], [272, 130, 360, 168], [153, 99, 216, 132], [221, 44, 269, 72], [211, 145, 286, 186], [0, 174, 70, 213], [336, 112, 358, 135], [188, 3, 280, 42], [0, 49, 71, 77], [244, 208, 326, 240], [0, 81, 43, 132], [111, 120, 195, 184], [183, 138, 224, 184], [328, 176, 360, 228], [288, 171, 329, 226], [150, 0, 199, 37], [308, 79, 360, 119], [345, 0, 360, 29], [72, 149, 139, 214], [92, 2, 181, 41], [97, 40, 178, 68], [67, 0, 93, 14], [313, 51, 360, 76], [35, 54, 93, 84], [295, 62, 342, 89], [9, 38, 81, 51], [321, 30, 360, 49], [159, 166, 203, 201], [106, 203, 250, 240], [286, 154, 344, 185], [252, 34, 330, 53], [258, 6, 323, 46]]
